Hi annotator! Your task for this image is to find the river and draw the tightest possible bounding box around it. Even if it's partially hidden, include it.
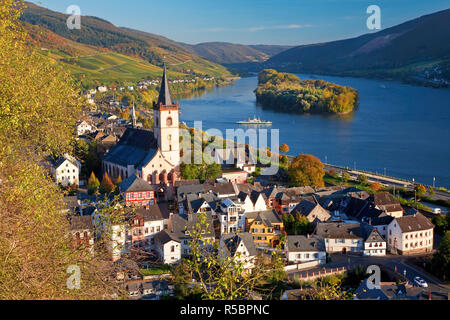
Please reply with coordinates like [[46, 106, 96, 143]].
[[179, 75, 450, 188]]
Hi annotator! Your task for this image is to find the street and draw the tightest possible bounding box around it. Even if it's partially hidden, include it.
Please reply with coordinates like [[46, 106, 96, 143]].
[[287, 253, 450, 300]]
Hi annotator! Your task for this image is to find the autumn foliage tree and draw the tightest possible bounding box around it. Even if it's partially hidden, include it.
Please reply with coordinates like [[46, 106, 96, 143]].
[[0, 1, 123, 299], [88, 172, 100, 195], [415, 184, 427, 196], [280, 144, 290, 154], [288, 154, 325, 188], [100, 172, 115, 194], [370, 182, 382, 192]]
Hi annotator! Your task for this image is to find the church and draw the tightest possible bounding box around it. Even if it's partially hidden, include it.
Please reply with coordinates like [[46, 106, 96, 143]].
[[102, 66, 181, 200]]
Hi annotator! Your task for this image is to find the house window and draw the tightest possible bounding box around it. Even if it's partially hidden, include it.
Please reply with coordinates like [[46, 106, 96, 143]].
[[171, 246, 175, 253]]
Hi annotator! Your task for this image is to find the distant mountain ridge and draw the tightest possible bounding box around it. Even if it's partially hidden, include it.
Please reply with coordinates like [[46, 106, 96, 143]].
[[264, 8, 450, 86], [179, 42, 293, 64]]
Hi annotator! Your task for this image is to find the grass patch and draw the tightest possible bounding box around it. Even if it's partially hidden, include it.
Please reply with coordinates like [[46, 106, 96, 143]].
[[140, 265, 173, 276]]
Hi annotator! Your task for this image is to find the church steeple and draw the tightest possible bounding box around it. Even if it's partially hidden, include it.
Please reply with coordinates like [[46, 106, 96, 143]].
[[131, 100, 137, 128], [156, 64, 173, 107]]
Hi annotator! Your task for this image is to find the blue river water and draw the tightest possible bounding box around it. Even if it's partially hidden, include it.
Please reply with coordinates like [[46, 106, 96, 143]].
[[179, 75, 450, 188]]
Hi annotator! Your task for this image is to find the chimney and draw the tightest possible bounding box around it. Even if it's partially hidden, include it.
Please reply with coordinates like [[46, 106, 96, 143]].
[[169, 212, 174, 233]]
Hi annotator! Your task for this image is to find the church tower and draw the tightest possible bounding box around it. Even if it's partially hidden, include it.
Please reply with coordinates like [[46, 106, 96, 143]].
[[153, 65, 180, 165]]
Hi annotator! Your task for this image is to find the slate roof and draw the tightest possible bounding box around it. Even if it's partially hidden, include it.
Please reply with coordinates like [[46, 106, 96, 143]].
[[185, 193, 219, 213], [246, 210, 282, 227], [134, 206, 164, 222], [286, 235, 325, 252], [157, 202, 171, 220], [341, 197, 393, 226], [222, 233, 258, 257], [119, 175, 154, 193], [315, 222, 364, 239], [156, 213, 216, 244], [63, 196, 79, 211], [369, 192, 403, 213], [206, 181, 238, 196], [177, 184, 206, 201], [292, 199, 331, 222], [156, 65, 173, 106], [175, 180, 201, 187], [394, 213, 434, 233], [103, 128, 157, 167], [69, 215, 93, 231], [250, 190, 262, 205], [236, 183, 263, 194]]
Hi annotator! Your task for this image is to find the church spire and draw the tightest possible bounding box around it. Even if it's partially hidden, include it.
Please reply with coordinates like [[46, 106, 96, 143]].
[[131, 100, 137, 128], [157, 64, 173, 107]]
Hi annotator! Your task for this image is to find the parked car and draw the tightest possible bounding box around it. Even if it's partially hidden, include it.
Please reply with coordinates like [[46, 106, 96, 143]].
[[414, 277, 428, 288]]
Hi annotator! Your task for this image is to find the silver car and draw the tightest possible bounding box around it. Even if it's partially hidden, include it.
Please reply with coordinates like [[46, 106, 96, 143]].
[[414, 277, 428, 288]]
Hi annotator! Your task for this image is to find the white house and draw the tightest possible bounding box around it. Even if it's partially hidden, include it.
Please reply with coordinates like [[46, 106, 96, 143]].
[[217, 198, 245, 234], [387, 213, 434, 255], [76, 121, 95, 136], [220, 233, 258, 270], [108, 205, 166, 261], [153, 213, 216, 264], [285, 235, 326, 264], [315, 222, 365, 254], [363, 227, 387, 256], [53, 154, 81, 187], [238, 191, 268, 213], [154, 231, 182, 264], [97, 86, 108, 93]]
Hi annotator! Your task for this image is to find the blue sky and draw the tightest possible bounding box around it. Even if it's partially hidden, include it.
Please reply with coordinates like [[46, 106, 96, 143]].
[[30, 0, 449, 45]]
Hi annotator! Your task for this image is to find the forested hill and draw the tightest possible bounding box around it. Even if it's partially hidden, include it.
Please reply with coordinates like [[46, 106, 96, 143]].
[[20, 2, 233, 79], [178, 42, 293, 65], [255, 69, 359, 115], [265, 9, 450, 87]]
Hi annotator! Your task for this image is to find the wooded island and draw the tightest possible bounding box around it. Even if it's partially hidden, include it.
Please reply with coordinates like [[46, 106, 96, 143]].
[[255, 69, 359, 114]]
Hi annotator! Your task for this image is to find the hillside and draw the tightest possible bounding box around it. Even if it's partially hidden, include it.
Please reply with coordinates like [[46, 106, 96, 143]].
[[178, 42, 293, 65], [266, 9, 450, 87], [21, 2, 233, 80]]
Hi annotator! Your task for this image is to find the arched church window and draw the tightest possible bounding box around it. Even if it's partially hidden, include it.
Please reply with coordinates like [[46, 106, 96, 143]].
[[167, 117, 173, 126]]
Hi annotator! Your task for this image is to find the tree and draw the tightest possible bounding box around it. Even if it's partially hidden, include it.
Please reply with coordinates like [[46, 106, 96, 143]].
[[429, 231, 450, 281], [172, 212, 286, 300], [370, 182, 382, 192], [279, 144, 290, 154], [88, 172, 100, 195], [100, 172, 115, 194], [204, 163, 222, 181], [288, 154, 325, 188], [0, 1, 122, 299], [357, 174, 369, 186], [342, 172, 351, 183], [415, 184, 427, 196]]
